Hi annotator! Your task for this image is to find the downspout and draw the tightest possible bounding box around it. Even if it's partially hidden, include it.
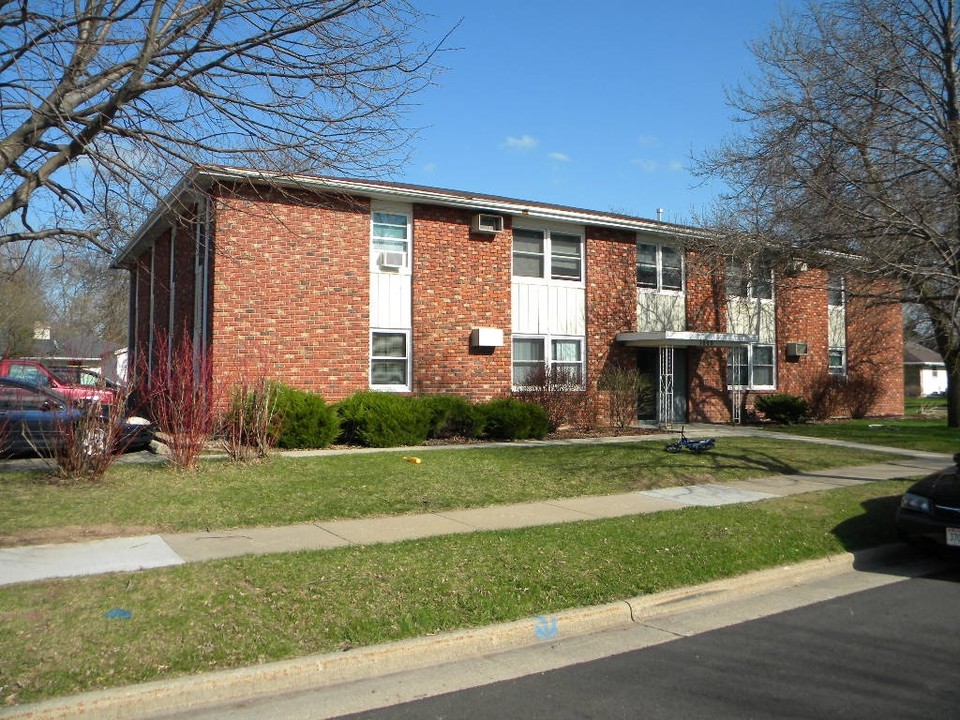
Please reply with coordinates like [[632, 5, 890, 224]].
[[168, 225, 175, 369]]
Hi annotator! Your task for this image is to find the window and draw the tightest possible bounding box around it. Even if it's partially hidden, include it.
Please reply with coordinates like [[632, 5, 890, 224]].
[[513, 227, 582, 282], [752, 345, 775, 386], [370, 331, 409, 388], [828, 348, 846, 376], [513, 229, 545, 278], [512, 337, 545, 386], [727, 344, 775, 388], [828, 273, 845, 306], [727, 258, 773, 300], [551, 338, 583, 384], [371, 210, 411, 270], [4, 363, 47, 386], [512, 336, 584, 387], [637, 242, 683, 291], [551, 233, 582, 280]]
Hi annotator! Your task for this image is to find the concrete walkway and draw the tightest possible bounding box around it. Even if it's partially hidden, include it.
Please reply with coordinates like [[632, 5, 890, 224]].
[[0, 428, 951, 587]]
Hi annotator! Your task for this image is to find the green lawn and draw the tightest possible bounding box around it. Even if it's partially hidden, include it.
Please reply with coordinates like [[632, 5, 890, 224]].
[[904, 395, 947, 415], [0, 438, 894, 543], [763, 417, 959, 453], [0, 479, 913, 705]]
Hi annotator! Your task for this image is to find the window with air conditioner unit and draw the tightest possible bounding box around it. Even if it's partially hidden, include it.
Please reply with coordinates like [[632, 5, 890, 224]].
[[378, 251, 406, 269], [371, 208, 411, 272], [472, 213, 504, 234]]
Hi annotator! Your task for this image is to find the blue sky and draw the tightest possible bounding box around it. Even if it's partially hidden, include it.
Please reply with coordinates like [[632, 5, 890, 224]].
[[397, 1, 797, 224]]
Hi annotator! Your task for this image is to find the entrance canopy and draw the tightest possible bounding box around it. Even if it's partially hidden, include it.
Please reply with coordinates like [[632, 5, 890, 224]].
[[616, 331, 757, 348]]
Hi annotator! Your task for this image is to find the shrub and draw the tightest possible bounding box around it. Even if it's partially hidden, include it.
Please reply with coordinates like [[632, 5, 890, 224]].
[[512, 364, 586, 431], [597, 364, 653, 431], [272, 384, 340, 449], [754, 393, 809, 425], [336, 391, 432, 447], [219, 379, 281, 461], [141, 330, 220, 470], [480, 398, 549, 441], [419, 394, 486, 439]]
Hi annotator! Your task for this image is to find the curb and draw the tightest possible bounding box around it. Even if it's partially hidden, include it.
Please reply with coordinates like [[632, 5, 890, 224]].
[[1, 544, 912, 720]]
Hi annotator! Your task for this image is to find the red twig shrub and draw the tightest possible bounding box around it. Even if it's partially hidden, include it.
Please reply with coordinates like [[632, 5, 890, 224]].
[[141, 331, 220, 470]]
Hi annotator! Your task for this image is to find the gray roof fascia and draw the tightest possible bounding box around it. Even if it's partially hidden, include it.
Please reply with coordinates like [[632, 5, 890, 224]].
[[113, 168, 207, 268], [115, 164, 711, 267], [196, 166, 709, 240]]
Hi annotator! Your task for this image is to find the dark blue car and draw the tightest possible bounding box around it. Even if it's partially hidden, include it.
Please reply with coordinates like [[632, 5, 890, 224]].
[[0, 378, 153, 458], [896, 454, 960, 550]]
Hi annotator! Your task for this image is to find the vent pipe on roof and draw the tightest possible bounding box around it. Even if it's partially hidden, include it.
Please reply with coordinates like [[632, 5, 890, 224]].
[[657, 208, 664, 222]]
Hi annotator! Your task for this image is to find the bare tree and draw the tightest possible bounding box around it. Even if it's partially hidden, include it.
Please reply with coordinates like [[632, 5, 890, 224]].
[[697, 0, 960, 427], [0, 0, 445, 253], [0, 246, 49, 356], [46, 244, 129, 345]]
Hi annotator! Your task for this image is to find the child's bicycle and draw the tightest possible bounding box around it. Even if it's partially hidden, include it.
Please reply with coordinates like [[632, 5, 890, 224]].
[[664, 426, 716, 454]]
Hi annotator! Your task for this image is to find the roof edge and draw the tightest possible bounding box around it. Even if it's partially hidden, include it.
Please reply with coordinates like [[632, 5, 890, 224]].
[[116, 165, 710, 266]]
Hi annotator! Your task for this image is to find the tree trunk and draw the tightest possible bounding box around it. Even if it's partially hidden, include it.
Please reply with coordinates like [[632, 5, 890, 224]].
[[947, 354, 960, 429]]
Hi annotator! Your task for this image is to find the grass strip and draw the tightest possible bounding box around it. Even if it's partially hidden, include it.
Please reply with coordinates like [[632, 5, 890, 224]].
[[0, 479, 911, 705], [762, 417, 958, 454], [0, 438, 894, 541]]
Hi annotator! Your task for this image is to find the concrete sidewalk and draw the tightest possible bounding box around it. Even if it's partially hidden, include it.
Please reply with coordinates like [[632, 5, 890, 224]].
[[0, 434, 949, 586]]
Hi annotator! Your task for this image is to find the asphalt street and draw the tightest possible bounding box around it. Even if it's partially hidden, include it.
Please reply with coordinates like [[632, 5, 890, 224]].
[[338, 564, 960, 720]]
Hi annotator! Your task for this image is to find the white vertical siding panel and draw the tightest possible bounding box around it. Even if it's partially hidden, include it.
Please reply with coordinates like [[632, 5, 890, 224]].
[[828, 306, 846, 347], [370, 272, 411, 329], [636, 292, 685, 333]]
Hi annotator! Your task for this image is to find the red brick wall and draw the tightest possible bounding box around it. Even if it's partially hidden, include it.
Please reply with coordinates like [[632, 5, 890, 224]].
[[411, 205, 512, 400], [126, 181, 904, 424], [844, 277, 904, 417], [775, 267, 830, 399], [682, 263, 903, 422], [209, 187, 370, 401], [585, 226, 638, 423], [685, 251, 730, 422]]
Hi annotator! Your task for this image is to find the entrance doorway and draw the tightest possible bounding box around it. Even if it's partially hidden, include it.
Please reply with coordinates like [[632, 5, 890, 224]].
[[636, 347, 687, 425]]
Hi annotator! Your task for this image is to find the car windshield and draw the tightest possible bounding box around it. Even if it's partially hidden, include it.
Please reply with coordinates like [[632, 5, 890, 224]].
[[51, 367, 105, 387]]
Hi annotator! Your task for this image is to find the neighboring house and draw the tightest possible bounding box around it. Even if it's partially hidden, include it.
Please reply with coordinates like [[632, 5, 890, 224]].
[[1, 328, 120, 376], [904, 341, 948, 397], [114, 165, 904, 425]]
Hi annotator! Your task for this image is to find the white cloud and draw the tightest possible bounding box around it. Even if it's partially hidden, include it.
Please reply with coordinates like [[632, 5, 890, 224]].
[[503, 134, 539, 151], [636, 134, 660, 147], [422, 162, 438, 173], [632, 158, 658, 173], [548, 152, 571, 162], [667, 159, 685, 172]]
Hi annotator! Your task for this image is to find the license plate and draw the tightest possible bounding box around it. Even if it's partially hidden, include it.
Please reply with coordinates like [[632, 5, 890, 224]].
[[947, 528, 960, 547]]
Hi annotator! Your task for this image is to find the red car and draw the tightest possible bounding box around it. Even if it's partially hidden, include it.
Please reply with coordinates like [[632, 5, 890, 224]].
[[0, 359, 116, 406]]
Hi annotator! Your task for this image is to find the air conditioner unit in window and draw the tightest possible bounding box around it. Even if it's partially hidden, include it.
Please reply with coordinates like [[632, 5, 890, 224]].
[[785, 342, 808, 357], [472, 213, 504, 234], [378, 251, 406, 269]]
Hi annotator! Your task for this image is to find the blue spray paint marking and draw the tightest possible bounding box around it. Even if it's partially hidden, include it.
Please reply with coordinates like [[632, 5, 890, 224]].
[[534, 615, 558, 640], [104, 608, 132, 619]]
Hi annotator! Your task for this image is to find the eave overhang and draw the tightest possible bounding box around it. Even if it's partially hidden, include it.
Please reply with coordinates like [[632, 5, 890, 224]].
[[114, 165, 712, 268], [616, 331, 758, 348]]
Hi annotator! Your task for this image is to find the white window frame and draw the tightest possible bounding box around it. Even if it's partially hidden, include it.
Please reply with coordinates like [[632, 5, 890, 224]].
[[512, 225, 584, 284], [828, 347, 847, 376], [370, 204, 412, 274], [636, 240, 684, 293], [727, 343, 776, 390], [827, 273, 845, 307], [726, 258, 774, 300], [512, 334, 585, 389], [370, 329, 411, 391]]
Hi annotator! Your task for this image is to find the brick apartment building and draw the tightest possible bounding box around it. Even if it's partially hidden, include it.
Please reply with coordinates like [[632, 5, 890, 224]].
[[115, 165, 904, 425]]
